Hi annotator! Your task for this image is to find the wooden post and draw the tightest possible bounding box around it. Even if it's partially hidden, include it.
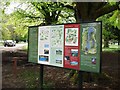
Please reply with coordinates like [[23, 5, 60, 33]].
[[40, 64, 44, 89], [13, 57, 17, 78], [78, 71, 83, 90]]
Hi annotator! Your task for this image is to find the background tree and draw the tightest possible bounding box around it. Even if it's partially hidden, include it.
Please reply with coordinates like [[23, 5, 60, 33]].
[[98, 12, 117, 47], [13, 2, 75, 25], [75, 2, 120, 21]]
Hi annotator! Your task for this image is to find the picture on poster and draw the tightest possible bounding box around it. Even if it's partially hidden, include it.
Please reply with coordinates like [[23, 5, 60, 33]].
[[56, 59, 62, 64], [65, 28, 78, 46], [71, 49, 78, 57], [56, 49, 62, 55], [39, 55, 49, 62], [91, 57, 96, 64], [44, 44, 49, 48], [64, 56, 70, 61], [44, 49, 49, 54], [40, 29, 49, 41], [82, 27, 96, 55], [70, 61, 78, 66]]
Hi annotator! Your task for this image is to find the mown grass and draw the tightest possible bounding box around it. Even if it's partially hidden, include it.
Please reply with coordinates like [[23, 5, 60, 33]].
[[0, 42, 3, 46], [102, 44, 119, 52], [22, 45, 28, 51]]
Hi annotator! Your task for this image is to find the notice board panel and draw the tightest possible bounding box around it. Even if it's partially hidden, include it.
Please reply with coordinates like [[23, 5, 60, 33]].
[[80, 22, 102, 73], [28, 26, 38, 63], [28, 22, 102, 73]]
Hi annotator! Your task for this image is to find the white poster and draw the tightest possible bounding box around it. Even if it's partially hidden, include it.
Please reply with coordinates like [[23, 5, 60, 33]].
[[38, 25, 64, 66]]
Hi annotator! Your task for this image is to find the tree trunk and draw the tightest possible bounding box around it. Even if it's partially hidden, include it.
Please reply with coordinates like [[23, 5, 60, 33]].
[[72, 3, 99, 84], [104, 38, 109, 48], [69, 1, 119, 86], [118, 41, 120, 45]]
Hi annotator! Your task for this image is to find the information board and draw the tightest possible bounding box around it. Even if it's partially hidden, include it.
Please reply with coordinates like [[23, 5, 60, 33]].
[[28, 22, 102, 73]]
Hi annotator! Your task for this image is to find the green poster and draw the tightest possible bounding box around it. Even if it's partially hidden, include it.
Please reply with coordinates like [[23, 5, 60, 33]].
[[80, 22, 101, 73], [28, 26, 38, 63]]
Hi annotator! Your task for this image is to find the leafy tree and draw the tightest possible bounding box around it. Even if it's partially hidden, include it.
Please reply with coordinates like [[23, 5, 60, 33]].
[[109, 10, 120, 45], [75, 2, 120, 21], [12, 2, 75, 25]]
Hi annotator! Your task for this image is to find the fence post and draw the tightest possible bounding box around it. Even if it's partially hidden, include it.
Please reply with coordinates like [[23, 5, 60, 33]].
[[13, 57, 17, 78]]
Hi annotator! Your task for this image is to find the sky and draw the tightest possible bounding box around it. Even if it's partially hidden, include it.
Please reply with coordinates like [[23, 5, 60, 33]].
[[5, 2, 27, 14]]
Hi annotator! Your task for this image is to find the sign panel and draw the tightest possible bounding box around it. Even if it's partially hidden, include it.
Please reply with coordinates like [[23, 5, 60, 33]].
[[80, 22, 101, 73], [28, 22, 101, 73], [28, 26, 38, 63], [64, 24, 80, 70]]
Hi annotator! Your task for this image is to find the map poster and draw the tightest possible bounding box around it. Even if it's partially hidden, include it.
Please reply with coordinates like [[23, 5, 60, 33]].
[[50, 25, 64, 67], [64, 24, 80, 70], [80, 22, 101, 73], [38, 26, 50, 65], [28, 26, 38, 63]]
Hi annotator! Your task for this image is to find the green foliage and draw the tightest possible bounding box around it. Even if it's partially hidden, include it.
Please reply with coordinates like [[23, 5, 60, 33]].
[[109, 10, 120, 29], [102, 44, 119, 52], [97, 11, 119, 42]]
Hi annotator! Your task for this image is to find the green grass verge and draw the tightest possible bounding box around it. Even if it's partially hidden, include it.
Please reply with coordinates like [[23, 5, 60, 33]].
[[21, 45, 28, 51], [102, 44, 119, 52], [0, 42, 3, 46]]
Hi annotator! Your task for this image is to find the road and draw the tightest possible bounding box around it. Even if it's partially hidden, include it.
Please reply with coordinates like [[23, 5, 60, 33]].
[[0, 43, 27, 51]]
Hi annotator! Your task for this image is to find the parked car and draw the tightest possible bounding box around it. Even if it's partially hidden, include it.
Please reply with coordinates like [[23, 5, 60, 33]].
[[4, 40, 16, 47]]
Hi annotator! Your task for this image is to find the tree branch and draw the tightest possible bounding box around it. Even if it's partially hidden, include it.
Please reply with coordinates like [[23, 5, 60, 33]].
[[31, 2, 47, 16], [95, 2, 120, 19], [60, 3, 75, 10], [55, 10, 61, 21]]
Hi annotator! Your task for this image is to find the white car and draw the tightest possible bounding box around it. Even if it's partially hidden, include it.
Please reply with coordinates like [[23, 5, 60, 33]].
[[4, 40, 16, 47]]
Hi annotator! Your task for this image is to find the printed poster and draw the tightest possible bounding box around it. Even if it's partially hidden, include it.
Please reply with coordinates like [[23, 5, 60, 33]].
[[50, 25, 64, 67], [38, 26, 50, 65], [64, 24, 80, 70], [80, 22, 101, 73]]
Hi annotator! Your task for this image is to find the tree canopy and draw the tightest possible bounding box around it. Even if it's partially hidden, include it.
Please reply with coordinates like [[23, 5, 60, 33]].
[[1, 1, 120, 42]]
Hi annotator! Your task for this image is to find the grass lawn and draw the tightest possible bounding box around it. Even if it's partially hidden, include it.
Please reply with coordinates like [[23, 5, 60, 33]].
[[0, 42, 3, 46], [102, 44, 119, 52]]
